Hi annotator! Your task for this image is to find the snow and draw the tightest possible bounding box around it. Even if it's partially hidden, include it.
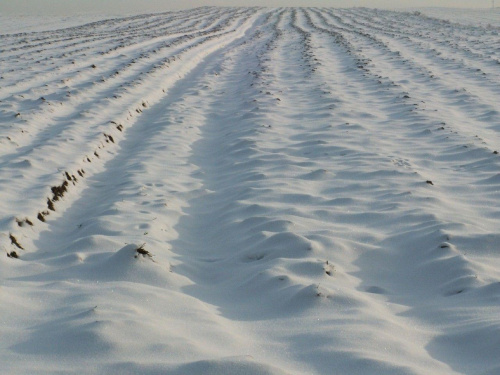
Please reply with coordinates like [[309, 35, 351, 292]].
[[0, 14, 119, 34], [1, 6, 499, 375], [403, 7, 500, 28]]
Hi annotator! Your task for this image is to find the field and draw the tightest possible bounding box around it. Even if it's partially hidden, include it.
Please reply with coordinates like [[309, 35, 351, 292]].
[[1, 7, 500, 374]]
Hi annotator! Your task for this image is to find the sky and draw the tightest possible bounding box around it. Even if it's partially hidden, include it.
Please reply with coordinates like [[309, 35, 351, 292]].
[[0, 0, 494, 15]]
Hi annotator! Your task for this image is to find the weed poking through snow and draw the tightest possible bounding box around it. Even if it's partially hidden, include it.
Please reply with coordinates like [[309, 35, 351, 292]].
[[47, 198, 55, 211], [134, 243, 154, 260], [9, 234, 24, 250], [7, 251, 19, 259], [16, 218, 33, 227]]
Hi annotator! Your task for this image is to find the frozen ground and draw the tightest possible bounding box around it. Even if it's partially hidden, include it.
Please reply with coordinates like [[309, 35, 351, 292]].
[[1, 7, 499, 375]]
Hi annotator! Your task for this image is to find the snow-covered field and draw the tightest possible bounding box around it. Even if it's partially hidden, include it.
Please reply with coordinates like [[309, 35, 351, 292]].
[[1, 7, 499, 374], [408, 7, 500, 27], [0, 14, 121, 34]]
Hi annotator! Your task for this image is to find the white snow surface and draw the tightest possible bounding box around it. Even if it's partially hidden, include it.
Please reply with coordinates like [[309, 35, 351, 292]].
[[0, 14, 119, 34], [405, 7, 500, 28], [1, 7, 500, 375]]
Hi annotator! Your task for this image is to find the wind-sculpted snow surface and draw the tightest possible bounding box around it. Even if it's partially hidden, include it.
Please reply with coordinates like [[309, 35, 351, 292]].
[[1, 7, 499, 375]]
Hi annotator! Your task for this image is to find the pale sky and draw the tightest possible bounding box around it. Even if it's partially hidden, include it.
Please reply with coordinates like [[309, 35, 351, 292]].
[[0, 0, 493, 15]]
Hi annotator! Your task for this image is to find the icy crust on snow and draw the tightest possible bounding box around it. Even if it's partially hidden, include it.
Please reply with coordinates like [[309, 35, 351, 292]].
[[1, 7, 500, 375]]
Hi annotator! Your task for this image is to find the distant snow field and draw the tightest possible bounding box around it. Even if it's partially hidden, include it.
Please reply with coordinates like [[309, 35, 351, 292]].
[[1, 7, 499, 375], [408, 7, 500, 27], [0, 14, 118, 34]]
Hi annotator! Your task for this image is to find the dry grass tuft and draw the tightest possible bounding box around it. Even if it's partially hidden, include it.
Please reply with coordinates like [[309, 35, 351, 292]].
[[9, 234, 24, 250]]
